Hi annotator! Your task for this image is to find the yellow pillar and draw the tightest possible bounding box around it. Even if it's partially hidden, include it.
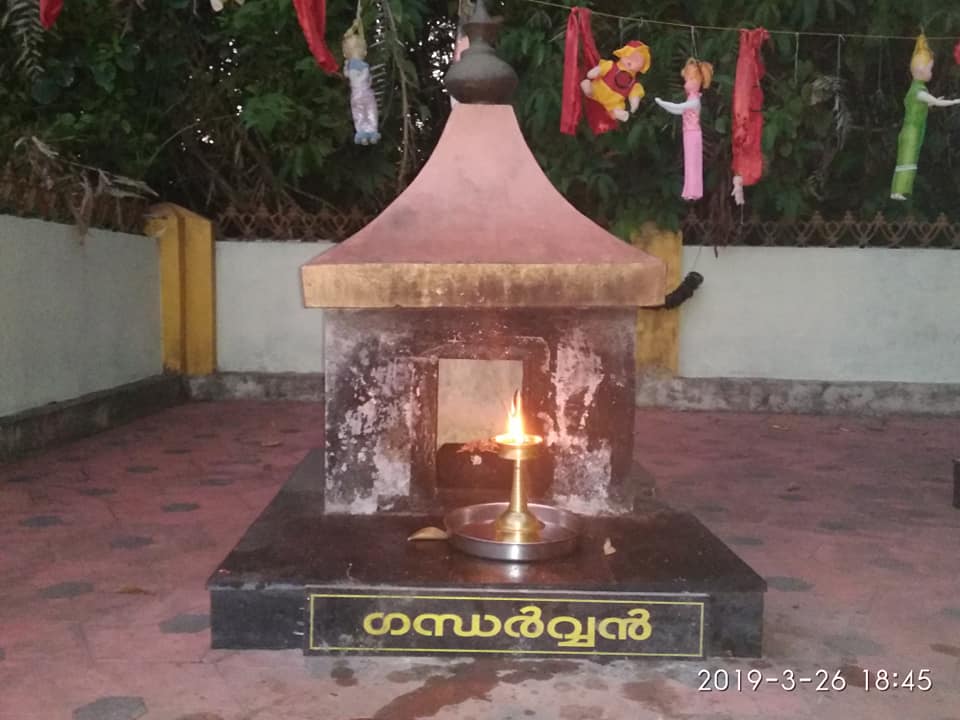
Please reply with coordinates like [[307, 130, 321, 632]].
[[145, 204, 217, 375], [631, 222, 682, 375]]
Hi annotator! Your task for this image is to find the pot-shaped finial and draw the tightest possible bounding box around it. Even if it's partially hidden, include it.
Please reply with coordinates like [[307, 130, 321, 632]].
[[443, 0, 518, 104]]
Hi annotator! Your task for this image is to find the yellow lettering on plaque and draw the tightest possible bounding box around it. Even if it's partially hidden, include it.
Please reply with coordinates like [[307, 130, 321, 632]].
[[503, 606, 545, 639], [547, 616, 597, 648], [362, 612, 411, 636], [459, 614, 503, 638], [412, 613, 463, 637]]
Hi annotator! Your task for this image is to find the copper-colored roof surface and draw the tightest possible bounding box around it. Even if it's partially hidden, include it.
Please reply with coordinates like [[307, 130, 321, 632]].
[[301, 104, 665, 308]]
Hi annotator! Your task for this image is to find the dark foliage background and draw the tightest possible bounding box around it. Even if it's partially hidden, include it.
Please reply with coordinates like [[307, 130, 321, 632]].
[[3, 0, 960, 235]]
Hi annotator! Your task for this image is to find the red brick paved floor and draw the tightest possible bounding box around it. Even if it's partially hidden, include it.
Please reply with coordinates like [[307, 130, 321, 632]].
[[0, 401, 958, 719]]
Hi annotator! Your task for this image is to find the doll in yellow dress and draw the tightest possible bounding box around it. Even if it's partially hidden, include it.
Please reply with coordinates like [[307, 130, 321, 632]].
[[580, 41, 651, 122]]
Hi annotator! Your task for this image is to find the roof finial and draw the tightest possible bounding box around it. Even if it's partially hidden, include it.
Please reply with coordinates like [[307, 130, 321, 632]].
[[443, 0, 518, 104]]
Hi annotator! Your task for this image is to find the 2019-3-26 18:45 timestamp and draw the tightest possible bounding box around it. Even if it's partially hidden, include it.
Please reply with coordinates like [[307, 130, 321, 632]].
[[697, 668, 933, 692]]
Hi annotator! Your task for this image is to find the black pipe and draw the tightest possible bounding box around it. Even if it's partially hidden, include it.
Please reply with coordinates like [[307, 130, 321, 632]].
[[655, 271, 704, 310]]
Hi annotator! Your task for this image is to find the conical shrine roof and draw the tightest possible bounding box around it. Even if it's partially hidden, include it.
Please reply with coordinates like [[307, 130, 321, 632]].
[[301, 103, 664, 308]]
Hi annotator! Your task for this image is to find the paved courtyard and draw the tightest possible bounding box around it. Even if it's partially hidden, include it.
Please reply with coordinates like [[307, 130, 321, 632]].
[[0, 400, 958, 719]]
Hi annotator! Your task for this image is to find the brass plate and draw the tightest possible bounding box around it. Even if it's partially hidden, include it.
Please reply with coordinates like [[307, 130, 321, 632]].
[[445, 502, 581, 562]]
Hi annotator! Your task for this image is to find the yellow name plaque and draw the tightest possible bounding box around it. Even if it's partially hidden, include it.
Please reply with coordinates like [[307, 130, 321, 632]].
[[305, 589, 708, 658]]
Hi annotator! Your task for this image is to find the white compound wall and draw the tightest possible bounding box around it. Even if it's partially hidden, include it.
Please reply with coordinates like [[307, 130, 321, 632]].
[[677, 246, 960, 384], [0, 215, 162, 417]]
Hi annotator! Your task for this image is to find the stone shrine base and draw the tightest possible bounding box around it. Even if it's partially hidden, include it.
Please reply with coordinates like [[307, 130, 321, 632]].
[[208, 450, 765, 658]]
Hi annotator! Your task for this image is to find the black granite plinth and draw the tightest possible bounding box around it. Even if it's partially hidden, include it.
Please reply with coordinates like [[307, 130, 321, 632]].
[[208, 451, 766, 657]]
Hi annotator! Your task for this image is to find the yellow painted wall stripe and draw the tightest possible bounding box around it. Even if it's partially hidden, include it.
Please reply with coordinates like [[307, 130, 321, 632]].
[[145, 204, 216, 375], [632, 223, 682, 375], [179, 206, 217, 375]]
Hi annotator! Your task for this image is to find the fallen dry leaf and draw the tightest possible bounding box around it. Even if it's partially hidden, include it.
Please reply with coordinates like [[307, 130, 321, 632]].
[[602, 538, 616, 556], [408, 526, 449, 541], [115, 586, 153, 595]]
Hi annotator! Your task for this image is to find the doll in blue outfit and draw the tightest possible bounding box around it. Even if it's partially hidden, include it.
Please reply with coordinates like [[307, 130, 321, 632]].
[[343, 22, 381, 145]]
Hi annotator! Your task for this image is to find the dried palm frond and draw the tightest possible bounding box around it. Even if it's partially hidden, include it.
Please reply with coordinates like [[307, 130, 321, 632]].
[[807, 74, 853, 200], [2, 0, 44, 79], [369, 0, 421, 192], [14, 136, 157, 236], [809, 75, 851, 149]]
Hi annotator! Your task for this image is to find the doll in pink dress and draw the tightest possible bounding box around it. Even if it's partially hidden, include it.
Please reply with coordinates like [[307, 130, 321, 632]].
[[655, 59, 714, 201]]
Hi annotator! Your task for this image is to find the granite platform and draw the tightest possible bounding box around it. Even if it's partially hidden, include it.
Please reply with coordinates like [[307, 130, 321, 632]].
[[209, 450, 765, 657]]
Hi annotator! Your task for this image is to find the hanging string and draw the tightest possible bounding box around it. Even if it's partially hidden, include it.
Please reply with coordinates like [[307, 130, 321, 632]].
[[518, 0, 956, 42], [876, 40, 883, 94], [835, 35, 844, 145], [794, 32, 800, 86], [353, 0, 364, 40], [689, 25, 698, 59]]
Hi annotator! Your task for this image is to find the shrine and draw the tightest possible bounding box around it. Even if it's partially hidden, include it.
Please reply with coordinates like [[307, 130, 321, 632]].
[[208, 0, 765, 659]]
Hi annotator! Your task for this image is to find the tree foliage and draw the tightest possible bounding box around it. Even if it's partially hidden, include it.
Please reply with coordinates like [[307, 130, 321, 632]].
[[2, 0, 960, 233], [1, 0, 455, 215], [497, 0, 960, 231]]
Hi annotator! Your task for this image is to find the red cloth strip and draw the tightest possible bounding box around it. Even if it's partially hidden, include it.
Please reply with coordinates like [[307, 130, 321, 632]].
[[292, 0, 339, 74], [560, 7, 617, 136], [731, 27, 769, 187], [39, 0, 64, 29]]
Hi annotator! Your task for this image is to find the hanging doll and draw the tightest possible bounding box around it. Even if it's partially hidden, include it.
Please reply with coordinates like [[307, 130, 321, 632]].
[[891, 35, 960, 200], [561, 8, 650, 135], [730, 28, 769, 206], [342, 21, 381, 145], [580, 41, 651, 122], [655, 58, 714, 201]]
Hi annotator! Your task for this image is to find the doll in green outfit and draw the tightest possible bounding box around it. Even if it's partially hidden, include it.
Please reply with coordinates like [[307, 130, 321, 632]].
[[891, 35, 960, 200]]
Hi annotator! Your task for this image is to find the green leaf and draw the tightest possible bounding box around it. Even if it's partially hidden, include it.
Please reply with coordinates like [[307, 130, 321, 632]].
[[294, 56, 318, 73], [116, 51, 136, 73], [31, 76, 61, 105], [91, 63, 117, 93], [241, 92, 296, 136], [55, 64, 76, 88]]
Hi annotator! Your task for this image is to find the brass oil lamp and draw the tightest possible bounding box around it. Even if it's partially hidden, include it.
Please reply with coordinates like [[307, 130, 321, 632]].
[[445, 391, 581, 562], [492, 393, 544, 542]]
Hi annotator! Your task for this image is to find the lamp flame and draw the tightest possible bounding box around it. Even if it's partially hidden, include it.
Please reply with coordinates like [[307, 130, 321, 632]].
[[506, 390, 523, 441], [496, 389, 541, 447]]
